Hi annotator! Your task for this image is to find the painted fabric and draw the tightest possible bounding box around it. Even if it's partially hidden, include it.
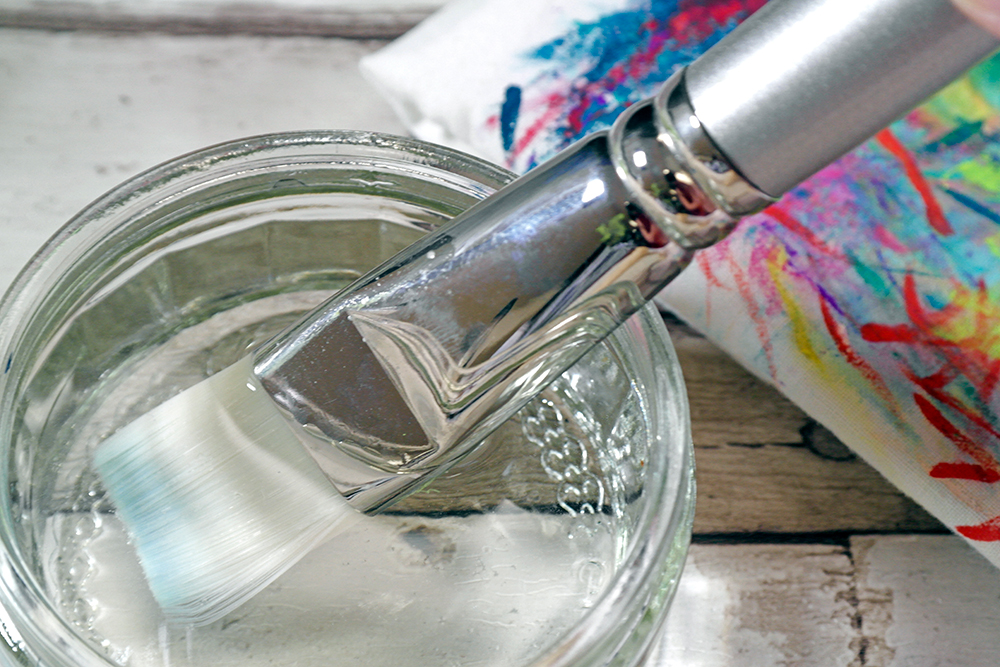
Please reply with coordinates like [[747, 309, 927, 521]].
[[361, 0, 1000, 568]]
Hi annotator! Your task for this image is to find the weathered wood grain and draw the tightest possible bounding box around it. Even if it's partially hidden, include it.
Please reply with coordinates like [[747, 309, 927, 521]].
[[0, 29, 405, 296]]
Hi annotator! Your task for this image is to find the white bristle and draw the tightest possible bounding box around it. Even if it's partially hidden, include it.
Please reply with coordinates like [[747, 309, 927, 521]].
[[94, 356, 360, 627]]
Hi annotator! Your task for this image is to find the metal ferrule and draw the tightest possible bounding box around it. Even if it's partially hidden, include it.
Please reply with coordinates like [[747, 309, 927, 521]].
[[254, 70, 752, 512], [610, 69, 775, 249], [684, 0, 998, 197]]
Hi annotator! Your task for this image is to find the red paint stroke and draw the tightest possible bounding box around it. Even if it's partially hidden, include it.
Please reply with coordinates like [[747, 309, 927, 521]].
[[872, 225, 910, 254], [901, 274, 960, 331], [984, 358, 1000, 406], [859, 322, 921, 344], [512, 93, 569, 159], [914, 393, 1000, 479], [908, 369, 1000, 442], [857, 272, 1000, 457], [670, 0, 767, 46], [930, 461, 1000, 483], [818, 295, 895, 403], [766, 205, 845, 260], [694, 251, 727, 327], [870, 274, 1000, 402], [725, 252, 777, 379], [914, 366, 957, 391], [696, 251, 726, 289], [875, 128, 953, 235], [622, 25, 671, 84], [918, 360, 1000, 430], [956, 515, 1000, 541]]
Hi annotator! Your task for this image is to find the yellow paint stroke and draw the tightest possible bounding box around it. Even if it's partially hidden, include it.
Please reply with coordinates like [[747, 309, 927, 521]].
[[949, 158, 1000, 195], [930, 281, 1000, 360], [926, 76, 996, 125], [985, 233, 1000, 261], [767, 246, 821, 366]]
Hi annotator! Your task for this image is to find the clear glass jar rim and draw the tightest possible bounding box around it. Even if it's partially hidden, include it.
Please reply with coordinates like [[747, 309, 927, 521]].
[[0, 130, 692, 667]]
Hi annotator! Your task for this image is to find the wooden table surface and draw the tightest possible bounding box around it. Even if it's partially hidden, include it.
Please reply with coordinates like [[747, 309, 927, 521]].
[[2, 6, 998, 665]]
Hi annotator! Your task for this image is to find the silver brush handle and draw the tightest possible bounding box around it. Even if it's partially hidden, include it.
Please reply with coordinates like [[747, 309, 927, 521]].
[[257, 0, 997, 512], [686, 0, 999, 197]]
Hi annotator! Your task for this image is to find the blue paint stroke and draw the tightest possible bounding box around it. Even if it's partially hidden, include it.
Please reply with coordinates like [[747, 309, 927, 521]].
[[500, 85, 522, 152], [944, 186, 1000, 226]]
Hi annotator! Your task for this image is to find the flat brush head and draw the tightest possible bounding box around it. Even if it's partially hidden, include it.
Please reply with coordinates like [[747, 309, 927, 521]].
[[94, 356, 360, 627]]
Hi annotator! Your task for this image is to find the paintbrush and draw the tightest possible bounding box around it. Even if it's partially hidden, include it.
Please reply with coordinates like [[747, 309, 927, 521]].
[[94, 0, 998, 626]]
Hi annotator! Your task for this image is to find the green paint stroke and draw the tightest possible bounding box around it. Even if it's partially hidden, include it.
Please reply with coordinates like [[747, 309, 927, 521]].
[[970, 52, 1000, 110], [984, 233, 1000, 260], [848, 251, 891, 299], [949, 157, 1000, 194], [924, 51, 1000, 126]]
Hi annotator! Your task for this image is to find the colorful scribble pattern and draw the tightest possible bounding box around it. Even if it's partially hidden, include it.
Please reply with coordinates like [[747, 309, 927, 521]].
[[494, 0, 1000, 557], [489, 0, 767, 172]]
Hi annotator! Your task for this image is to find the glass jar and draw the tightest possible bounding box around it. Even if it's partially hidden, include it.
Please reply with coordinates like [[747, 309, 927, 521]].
[[0, 131, 694, 667]]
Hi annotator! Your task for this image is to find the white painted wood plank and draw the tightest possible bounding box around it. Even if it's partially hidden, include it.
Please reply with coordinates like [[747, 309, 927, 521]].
[[6, 0, 441, 11], [649, 543, 858, 667], [1, 0, 443, 36], [647, 536, 1000, 667], [0, 29, 407, 297], [852, 534, 1000, 667]]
